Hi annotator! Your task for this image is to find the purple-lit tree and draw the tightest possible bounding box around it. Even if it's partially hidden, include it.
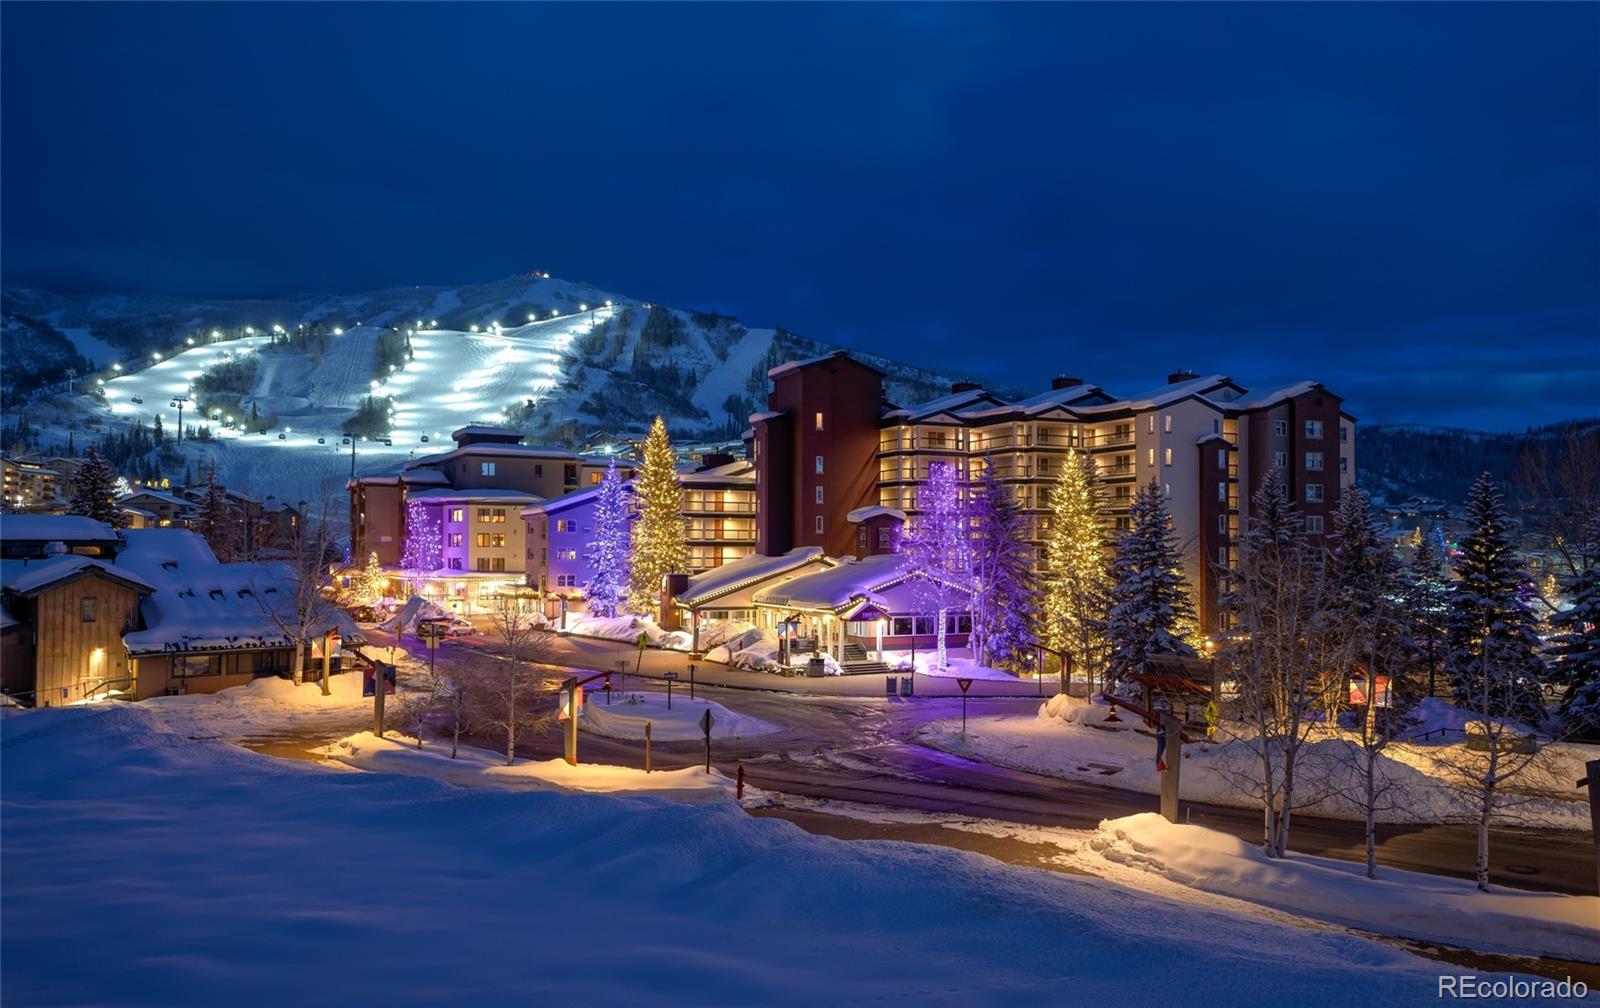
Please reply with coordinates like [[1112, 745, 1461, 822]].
[[584, 459, 631, 617], [969, 465, 1039, 672], [901, 460, 973, 670], [401, 500, 441, 593]]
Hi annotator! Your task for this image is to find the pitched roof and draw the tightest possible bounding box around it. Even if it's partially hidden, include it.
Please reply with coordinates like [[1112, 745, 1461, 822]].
[[404, 488, 543, 505], [0, 555, 155, 597], [751, 553, 910, 612], [676, 547, 832, 608]]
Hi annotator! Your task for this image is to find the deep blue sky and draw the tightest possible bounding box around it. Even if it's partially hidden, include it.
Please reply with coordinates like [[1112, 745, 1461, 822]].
[[4, 3, 1596, 431]]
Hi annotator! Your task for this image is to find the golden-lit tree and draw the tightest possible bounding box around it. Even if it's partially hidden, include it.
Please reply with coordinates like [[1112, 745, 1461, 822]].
[[1039, 452, 1111, 687], [626, 416, 687, 616]]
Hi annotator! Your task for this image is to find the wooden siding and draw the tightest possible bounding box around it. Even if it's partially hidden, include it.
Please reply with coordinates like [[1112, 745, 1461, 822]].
[[27, 575, 141, 706]]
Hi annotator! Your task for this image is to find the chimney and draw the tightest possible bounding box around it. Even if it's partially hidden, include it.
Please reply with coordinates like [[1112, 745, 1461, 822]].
[[696, 453, 734, 471], [1051, 376, 1083, 390], [1168, 369, 1199, 385], [950, 380, 982, 394]]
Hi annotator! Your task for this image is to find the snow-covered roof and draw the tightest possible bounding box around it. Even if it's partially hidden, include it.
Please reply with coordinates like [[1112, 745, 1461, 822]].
[[118, 488, 192, 509], [678, 460, 755, 486], [404, 443, 580, 468], [751, 553, 911, 613], [748, 410, 784, 425], [1, 555, 155, 597], [846, 506, 907, 524], [451, 424, 523, 441], [0, 515, 120, 544], [675, 547, 832, 609], [405, 488, 543, 505], [1229, 381, 1323, 410], [767, 349, 884, 380], [520, 484, 612, 518], [115, 529, 362, 656]]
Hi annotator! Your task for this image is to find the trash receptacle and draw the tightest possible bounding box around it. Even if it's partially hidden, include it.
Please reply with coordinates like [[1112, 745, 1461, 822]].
[[807, 657, 826, 677], [899, 675, 914, 697], [886, 675, 898, 696]]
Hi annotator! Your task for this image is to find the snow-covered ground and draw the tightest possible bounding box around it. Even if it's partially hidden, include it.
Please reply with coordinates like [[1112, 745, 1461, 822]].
[[581, 689, 781, 741], [325, 731, 732, 803], [914, 696, 1596, 830], [884, 649, 1021, 682], [1089, 813, 1600, 962], [2, 704, 1470, 1005], [141, 667, 418, 739]]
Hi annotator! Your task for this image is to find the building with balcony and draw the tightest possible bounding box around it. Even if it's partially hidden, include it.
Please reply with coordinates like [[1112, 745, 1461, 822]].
[[1, 457, 64, 511]]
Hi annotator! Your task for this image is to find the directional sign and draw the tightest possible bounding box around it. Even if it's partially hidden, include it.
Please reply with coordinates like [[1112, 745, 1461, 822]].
[[956, 678, 973, 694], [664, 672, 679, 680], [699, 709, 714, 734]]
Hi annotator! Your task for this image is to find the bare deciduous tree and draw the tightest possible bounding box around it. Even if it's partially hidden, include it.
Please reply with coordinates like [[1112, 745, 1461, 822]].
[[258, 493, 339, 693], [464, 590, 558, 766]]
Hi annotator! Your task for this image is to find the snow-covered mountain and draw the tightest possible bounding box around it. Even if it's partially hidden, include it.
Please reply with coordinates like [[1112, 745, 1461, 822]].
[[1, 272, 964, 502], [3, 272, 960, 441]]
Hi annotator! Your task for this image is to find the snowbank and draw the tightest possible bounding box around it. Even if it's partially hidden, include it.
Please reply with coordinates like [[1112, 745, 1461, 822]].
[[886, 651, 1019, 682], [563, 613, 665, 644], [581, 690, 781, 742], [142, 668, 410, 739], [3, 704, 1459, 1006], [697, 619, 756, 651], [707, 627, 783, 671], [1089, 813, 1600, 961], [325, 732, 732, 803], [917, 708, 1594, 830]]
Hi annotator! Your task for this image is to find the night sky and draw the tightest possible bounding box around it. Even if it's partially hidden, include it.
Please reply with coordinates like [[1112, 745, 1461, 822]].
[[3, 3, 1595, 431]]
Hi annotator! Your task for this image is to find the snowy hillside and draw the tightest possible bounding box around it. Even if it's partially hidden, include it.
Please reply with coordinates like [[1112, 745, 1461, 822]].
[[3, 272, 962, 502]]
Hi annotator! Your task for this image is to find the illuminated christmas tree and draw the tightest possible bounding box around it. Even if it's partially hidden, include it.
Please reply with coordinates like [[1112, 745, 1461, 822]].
[[584, 459, 631, 617], [901, 459, 972, 670], [626, 416, 687, 616], [969, 465, 1038, 672], [1039, 452, 1110, 685], [356, 551, 387, 606], [401, 500, 441, 591]]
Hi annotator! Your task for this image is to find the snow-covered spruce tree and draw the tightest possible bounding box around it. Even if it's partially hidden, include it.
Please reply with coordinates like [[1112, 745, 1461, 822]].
[[1326, 487, 1413, 878], [625, 416, 687, 617], [1549, 516, 1600, 739], [1437, 474, 1552, 891], [195, 465, 240, 562], [1104, 478, 1196, 688], [1443, 474, 1546, 722], [901, 459, 973, 671], [583, 459, 631, 618], [68, 445, 121, 527], [1040, 452, 1111, 689], [1400, 533, 1451, 698], [1220, 466, 1348, 859], [968, 465, 1038, 672]]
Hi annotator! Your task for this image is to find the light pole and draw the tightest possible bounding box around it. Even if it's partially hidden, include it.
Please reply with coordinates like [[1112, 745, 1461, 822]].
[[169, 395, 190, 442]]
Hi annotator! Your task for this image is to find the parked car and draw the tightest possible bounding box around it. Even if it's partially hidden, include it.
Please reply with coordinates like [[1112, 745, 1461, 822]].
[[418, 615, 475, 639]]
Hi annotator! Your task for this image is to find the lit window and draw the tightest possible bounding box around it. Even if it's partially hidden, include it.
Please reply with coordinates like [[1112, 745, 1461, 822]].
[[448, 533, 463, 547], [557, 549, 577, 561], [1163, 448, 1172, 466], [481, 461, 497, 476], [449, 508, 464, 523], [1164, 415, 1172, 433], [1147, 448, 1155, 466], [814, 412, 824, 431]]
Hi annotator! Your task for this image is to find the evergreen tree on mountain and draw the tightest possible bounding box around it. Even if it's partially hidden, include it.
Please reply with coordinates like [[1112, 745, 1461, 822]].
[[67, 446, 121, 527], [1548, 516, 1600, 738], [625, 417, 687, 617], [1105, 479, 1196, 687], [967, 466, 1038, 673], [1443, 474, 1546, 722], [196, 465, 239, 562]]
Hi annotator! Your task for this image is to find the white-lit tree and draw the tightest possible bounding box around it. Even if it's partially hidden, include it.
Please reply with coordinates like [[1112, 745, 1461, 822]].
[[584, 459, 631, 618], [968, 465, 1037, 672], [401, 500, 441, 596], [902, 460, 972, 670]]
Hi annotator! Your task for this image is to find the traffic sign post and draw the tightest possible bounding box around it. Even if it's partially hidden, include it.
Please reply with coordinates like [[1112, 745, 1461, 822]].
[[645, 722, 653, 773], [956, 677, 973, 736], [700, 708, 714, 772], [664, 671, 679, 710], [688, 663, 696, 701], [1158, 713, 1182, 823], [559, 677, 580, 766]]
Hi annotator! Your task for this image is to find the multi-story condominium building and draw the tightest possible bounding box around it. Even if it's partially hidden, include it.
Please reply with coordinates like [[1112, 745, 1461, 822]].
[[521, 456, 756, 618], [748, 354, 1355, 635], [2, 457, 63, 511], [348, 425, 625, 567]]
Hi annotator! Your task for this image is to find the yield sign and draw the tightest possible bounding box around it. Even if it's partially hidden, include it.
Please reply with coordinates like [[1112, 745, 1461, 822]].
[[956, 678, 973, 694]]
